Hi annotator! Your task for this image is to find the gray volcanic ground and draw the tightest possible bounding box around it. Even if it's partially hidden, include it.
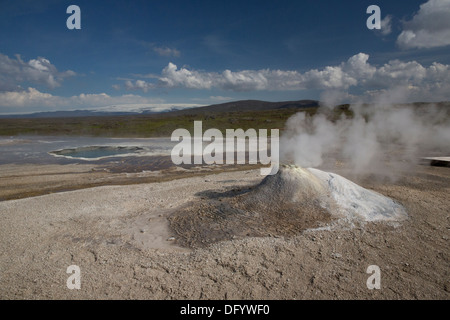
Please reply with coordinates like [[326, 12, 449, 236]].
[[0, 160, 448, 299]]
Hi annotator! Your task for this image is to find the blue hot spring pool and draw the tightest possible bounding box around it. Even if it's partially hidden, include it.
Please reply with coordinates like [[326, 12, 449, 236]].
[[0, 136, 175, 164]]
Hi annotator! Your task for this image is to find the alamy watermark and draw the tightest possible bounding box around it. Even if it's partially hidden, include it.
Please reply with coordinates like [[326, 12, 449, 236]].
[[66, 5, 81, 30], [366, 265, 381, 290], [66, 265, 81, 290], [65, 5, 382, 31], [170, 121, 279, 175], [366, 5, 381, 30]]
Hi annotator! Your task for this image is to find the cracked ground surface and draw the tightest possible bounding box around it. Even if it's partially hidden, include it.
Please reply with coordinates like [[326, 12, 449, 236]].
[[0, 162, 448, 299]]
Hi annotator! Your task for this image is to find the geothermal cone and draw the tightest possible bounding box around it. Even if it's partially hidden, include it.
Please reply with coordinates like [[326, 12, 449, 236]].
[[307, 167, 407, 222], [169, 165, 407, 248], [242, 165, 330, 208]]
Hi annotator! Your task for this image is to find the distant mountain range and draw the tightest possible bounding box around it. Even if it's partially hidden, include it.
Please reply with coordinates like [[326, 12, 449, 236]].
[[0, 110, 140, 118], [0, 100, 320, 118], [0, 107, 183, 118]]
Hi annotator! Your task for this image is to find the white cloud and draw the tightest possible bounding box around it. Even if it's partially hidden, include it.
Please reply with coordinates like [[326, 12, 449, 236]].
[[153, 46, 181, 57], [159, 63, 216, 89], [2, 51, 449, 112], [397, 0, 450, 48], [0, 87, 168, 111], [124, 79, 155, 92], [0, 53, 75, 91], [0, 87, 56, 107], [123, 53, 450, 102], [126, 57, 364, 92], [380, 15, 393, 36], [343, 53, 376, 80], [302, 66, 357, 90]]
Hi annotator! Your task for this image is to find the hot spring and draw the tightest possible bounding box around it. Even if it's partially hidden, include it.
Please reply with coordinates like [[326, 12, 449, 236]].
[[49, 146, 145, 160]]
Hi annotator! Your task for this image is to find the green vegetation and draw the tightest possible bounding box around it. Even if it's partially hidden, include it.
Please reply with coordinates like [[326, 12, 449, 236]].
[[0, 107, 323, 137], [1, 101, 447, 137]]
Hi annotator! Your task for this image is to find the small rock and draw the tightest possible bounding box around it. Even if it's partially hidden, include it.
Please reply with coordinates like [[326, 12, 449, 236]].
[[205, 179, 211, 182]]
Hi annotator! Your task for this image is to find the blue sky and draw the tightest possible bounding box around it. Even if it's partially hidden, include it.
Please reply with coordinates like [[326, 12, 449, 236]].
[[0, 0, 449, 113]]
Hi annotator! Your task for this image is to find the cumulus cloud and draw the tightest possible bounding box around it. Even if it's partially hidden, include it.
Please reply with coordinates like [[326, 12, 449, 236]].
[[397, 0, 450, 48], [126, 58, 364, 92], [0, 87, 167, 112], [159, 63, 216, 89], [0, 53, 75, 91], [123, 53, 450, 101], [2, 51, 449, 112], [0, 87, 56, 108], [124, 79, 155, 92]]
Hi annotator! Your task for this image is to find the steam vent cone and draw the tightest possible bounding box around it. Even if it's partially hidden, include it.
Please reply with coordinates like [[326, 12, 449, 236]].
[[168, 165, 407, 248]]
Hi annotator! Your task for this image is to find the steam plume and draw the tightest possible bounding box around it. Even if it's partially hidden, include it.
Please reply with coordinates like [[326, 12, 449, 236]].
[[280, 93, 450, 178]]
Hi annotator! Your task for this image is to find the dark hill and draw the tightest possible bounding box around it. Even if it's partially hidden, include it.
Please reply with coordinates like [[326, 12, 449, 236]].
[[170, 99, 319, 115]]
